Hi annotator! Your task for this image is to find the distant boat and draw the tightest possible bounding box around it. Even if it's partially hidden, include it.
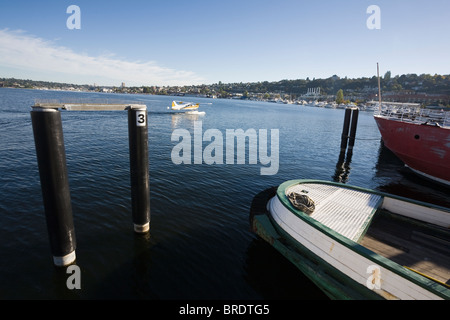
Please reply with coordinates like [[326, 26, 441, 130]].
[[317, 101, 326, 108], [372, 64, 450, 186], [296, 100, 307, 105], [364, 102, 379, 112], [170, 100, 200, 112], [250, 179, 450, 300]]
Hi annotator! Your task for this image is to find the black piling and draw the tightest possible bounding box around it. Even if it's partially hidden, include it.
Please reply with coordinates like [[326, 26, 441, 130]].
[[128, 106, 150, 233], [340, 107, 359, 152], [340, 108, 352, 151], [30, 106, 76, 267], [336, 107, 359, 182], [348, 108, 359, 151]]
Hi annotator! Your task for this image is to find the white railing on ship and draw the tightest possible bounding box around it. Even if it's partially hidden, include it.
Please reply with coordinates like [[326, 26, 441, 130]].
[[374, 104, 450, 128]]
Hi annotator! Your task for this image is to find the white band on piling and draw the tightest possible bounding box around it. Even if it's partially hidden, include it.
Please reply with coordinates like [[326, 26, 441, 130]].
[[129, 105, 147, 111], [134, 223, 150, 233], [53, 251, 76, 267]]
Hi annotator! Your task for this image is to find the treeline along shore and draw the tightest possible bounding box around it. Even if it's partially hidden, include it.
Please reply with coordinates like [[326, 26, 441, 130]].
[[2, 72, 450, 106]]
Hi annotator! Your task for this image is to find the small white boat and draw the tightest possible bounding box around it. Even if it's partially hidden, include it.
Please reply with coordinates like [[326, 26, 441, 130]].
[[250, 179, 450, 300]]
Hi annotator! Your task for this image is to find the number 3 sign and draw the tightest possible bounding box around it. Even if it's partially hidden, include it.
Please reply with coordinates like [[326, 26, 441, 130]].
[[136, 111, 146, 127]]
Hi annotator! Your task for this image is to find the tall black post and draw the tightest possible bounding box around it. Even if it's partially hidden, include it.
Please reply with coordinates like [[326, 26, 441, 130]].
[[340, 108, 352, 151], [348, 108, 359, 150], [128, 106, 150, 233], [30, 107, 76, 267]]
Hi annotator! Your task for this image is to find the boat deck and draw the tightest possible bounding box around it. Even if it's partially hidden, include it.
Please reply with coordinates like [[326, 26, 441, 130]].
[[374, 104, 450, 128], [286, 183, 382, 242], [360, 211, 450, 286]]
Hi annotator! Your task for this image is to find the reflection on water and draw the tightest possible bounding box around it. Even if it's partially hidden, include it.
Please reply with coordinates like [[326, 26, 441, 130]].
[[374, 143, 450, 207], [332, 148, 354, 184], [170, 112, 205, 129]]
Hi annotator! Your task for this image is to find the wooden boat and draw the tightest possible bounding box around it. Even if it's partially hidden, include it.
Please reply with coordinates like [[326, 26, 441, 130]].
[[250, 179, 450, 300]]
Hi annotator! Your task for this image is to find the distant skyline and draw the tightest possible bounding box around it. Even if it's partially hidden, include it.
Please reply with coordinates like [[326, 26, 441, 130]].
[[1, 0, 450, 86]]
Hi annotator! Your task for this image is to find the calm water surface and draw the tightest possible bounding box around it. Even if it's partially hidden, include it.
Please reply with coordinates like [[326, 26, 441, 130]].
[[0, 88, 448, 300]]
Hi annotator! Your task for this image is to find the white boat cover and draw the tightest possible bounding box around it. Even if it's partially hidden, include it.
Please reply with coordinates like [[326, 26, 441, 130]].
[[286, 183, 382, 242]]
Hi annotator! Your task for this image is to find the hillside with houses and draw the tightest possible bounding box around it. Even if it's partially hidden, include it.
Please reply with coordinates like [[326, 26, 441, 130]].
[[2, 72, 450, 106]]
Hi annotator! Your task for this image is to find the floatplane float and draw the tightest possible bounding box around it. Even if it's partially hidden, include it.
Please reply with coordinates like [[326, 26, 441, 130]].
[[168, 101, 205, 115], [250, 179, 450, 300]]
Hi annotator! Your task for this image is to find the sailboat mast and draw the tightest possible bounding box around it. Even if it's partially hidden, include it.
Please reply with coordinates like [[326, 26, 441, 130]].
[[377, 63, 382, 111]]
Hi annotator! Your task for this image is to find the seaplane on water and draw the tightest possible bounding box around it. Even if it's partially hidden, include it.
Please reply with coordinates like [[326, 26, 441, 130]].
[[170, 101, 200, 112], [168, 100, 206, 115]]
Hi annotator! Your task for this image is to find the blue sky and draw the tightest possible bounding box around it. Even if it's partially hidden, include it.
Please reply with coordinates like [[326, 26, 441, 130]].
[[0, 0, 449, 86]]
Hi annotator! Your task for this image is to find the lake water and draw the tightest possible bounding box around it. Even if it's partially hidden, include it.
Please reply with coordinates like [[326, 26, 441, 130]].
[[0, 88, 448, 300]]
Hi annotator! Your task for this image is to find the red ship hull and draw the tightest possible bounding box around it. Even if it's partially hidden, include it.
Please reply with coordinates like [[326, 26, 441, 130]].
[[374, 116, 450, 186]]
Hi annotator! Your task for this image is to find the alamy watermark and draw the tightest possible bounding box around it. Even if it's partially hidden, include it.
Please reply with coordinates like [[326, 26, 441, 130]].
[[66, 5, 379, 31], [66, 5, 81, 30], [66, 265, 81, 290], [171, 121, 279, 175], [366, 5, 381, 30]]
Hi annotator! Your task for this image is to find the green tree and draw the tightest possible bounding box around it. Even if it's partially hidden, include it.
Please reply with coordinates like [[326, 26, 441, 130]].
[[336, 89, 344, 104], [142, 86, 152, 94], [219, 89, 229, 98], [392, 83, 403, 91]]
